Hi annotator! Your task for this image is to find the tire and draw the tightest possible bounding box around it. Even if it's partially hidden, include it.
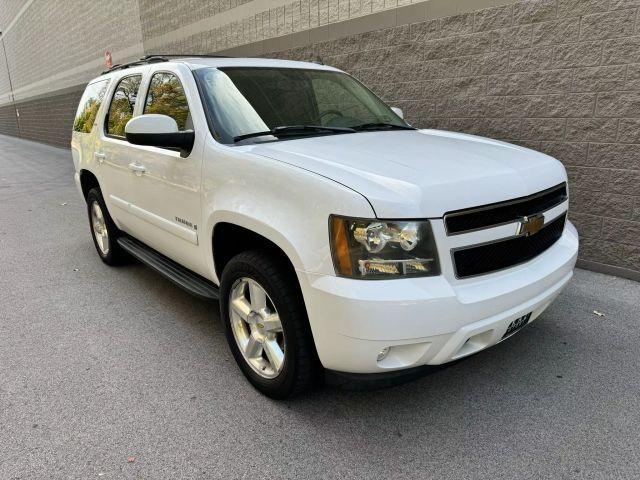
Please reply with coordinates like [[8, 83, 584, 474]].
[[86, 188, 129, 266], [220, 250, 319, 399]]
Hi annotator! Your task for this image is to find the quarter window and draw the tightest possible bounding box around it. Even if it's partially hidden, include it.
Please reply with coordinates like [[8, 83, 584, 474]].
[[73, 79, 110, 133], [105, 75, 142, 137], [144, 72, 191, 131]]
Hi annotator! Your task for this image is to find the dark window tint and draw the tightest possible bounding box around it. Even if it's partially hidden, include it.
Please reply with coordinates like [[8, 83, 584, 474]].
[[144, 72, 191, 130], [73, 79, 110, 133], [106, 75, 142, 137], [194, 67, 406, 144]]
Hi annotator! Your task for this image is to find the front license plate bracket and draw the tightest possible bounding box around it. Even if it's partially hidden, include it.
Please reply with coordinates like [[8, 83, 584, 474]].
[[502, 312, 532, 339]]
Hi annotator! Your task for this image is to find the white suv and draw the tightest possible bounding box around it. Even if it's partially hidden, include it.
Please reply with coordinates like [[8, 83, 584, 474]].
[[71, 55, 579, 398]]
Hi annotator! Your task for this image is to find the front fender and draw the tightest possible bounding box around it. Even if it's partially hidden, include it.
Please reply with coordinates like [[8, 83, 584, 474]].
[[201, 140, 375, 284], [205, 210, 305, 282]]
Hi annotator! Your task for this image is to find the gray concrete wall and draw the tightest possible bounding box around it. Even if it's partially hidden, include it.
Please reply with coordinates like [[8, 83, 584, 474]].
[[0, 0, 144, 146], [0, 0, 638, 281]]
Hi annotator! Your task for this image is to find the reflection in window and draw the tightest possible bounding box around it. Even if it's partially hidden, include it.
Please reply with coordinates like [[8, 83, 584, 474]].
[[106, 75, 142, 137], [73, 79, 110, 133], [144, 72, 191, 131], [312, 77, 372, 122], [194, 67, 404, 144]]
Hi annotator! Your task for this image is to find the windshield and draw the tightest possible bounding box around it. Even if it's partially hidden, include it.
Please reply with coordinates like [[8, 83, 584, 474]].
[[194, 67, 410, 144]]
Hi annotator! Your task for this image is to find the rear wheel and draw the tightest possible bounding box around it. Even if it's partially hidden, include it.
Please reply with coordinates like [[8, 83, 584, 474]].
[[86, 188, 128, 265], [220, 250, 318, 398]]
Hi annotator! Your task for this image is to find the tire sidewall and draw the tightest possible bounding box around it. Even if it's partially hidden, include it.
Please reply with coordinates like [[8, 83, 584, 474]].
[[220, 254, 302, 398]]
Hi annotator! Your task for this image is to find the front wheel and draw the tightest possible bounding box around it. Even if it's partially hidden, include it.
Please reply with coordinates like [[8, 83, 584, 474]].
[[220, 250, 318, 399]]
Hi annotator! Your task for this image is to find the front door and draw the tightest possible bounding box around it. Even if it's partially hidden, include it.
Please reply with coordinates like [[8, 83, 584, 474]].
[[124, 66, 205, 276]]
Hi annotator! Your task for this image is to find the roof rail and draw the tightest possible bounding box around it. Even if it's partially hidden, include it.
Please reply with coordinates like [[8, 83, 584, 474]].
[[101, 55, 167, 75], [141, 54, 231, 59], [101, 53, 235, 75]]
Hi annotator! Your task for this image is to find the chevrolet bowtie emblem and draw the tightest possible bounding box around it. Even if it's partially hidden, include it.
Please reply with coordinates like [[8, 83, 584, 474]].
[[516, 213, 544, 237]]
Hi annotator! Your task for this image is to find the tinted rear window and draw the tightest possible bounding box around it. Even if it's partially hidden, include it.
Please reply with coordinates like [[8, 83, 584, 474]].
[[73, 79, 110, 133]]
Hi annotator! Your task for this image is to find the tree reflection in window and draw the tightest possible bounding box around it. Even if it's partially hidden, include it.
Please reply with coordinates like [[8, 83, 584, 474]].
[[73, 79, 110, 133], [106, 75, 142, 137], [144, 72, 190, 131]]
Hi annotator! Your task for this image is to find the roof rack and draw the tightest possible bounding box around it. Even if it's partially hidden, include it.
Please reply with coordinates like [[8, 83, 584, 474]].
[[101, 54, 233, 74], [101, 55, 168, 74], [140, 54, 231, 59]]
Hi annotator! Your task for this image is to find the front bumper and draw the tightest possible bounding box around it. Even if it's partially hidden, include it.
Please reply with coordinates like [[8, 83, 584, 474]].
[[300, 221, 579, 374]]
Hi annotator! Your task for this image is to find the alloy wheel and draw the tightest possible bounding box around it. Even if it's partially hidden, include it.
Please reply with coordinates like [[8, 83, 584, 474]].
[[229, 278, 286, 379], [91, 201, 109, 256]]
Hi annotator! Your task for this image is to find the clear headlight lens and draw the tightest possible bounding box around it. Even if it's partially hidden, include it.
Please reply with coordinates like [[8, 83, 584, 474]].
[[329, 216, 440, 279]]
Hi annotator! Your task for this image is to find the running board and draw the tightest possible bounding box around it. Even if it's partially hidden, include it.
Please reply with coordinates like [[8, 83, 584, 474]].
[[117, 236, 219, 301]]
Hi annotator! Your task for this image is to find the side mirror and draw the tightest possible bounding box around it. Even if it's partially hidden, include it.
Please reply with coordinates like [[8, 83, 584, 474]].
[[125, 114, 194, 157], [391, 107, 404, 119]]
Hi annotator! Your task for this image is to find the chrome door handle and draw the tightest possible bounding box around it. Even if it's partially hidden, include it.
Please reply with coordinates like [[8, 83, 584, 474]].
[[128, 162, 146, 176], [94, 152, 106, 163]]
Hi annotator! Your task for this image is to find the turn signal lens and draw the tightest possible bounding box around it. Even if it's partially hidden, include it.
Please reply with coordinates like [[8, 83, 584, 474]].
[[330, 216, 353, 276], [329, 216, 440, 279]]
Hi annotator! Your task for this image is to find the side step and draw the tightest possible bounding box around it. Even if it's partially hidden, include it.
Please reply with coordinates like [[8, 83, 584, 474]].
[[117, 236, 219, 301]]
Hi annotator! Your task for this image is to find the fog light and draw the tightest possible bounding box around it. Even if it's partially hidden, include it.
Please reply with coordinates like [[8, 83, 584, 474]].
[[377, 347, 390, 362]]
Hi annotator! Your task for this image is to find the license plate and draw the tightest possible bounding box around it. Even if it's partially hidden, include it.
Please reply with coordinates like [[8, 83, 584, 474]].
[[502, 312, 532, 339]]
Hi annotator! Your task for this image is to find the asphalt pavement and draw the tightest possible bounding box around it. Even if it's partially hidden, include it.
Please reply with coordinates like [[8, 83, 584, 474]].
[[1, 133, 639, 479]]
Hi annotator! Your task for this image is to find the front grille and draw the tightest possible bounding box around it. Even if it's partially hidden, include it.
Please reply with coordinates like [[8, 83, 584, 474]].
[[444, 183, 567, 235], [452, 213, 566, 279]]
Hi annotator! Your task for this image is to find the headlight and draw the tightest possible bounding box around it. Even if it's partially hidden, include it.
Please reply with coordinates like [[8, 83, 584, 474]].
[[329, 215, 440, 279]]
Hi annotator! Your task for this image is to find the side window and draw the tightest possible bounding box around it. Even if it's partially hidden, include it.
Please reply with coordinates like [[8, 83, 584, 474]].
[[73, 79, 110, 133], [105, 75, 142, 137], [144, 72, 191, 131]]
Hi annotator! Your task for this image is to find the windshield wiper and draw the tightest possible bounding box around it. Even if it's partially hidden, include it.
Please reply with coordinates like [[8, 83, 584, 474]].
[[352, 122, 415, 131], [234, 125, 356, 143]]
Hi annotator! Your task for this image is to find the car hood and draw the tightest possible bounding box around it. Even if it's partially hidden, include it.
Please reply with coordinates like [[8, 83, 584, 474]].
[[248, 129, 567, 218]]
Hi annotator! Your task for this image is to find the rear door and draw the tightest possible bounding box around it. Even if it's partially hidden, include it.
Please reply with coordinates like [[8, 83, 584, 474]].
[[123, 64, 206, 276], [94, 70, 147, 231]]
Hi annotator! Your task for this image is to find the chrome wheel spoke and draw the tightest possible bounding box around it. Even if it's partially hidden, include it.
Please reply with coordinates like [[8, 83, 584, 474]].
[[244, 335, 263, 359], [96, 234, 105, 251], [231, 296, 252, 322], [248, 280, 267, 310], [262, 313, 282, 333], [93, 203, 104, 222], [263, 339, 284, 372]]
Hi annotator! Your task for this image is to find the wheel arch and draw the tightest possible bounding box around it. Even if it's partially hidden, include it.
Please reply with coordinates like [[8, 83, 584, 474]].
[[79, 169, 101, 200], [210, 215, 304, 284]]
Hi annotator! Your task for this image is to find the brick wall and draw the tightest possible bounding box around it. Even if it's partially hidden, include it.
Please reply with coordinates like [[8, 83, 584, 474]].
[[0, 0, 143, 145], [0, 0, 143, 93], [138, 0, 253, 41], [0, 103, 18, 137], [264, 1, 640, 278], [12, 87, 85, 148]]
